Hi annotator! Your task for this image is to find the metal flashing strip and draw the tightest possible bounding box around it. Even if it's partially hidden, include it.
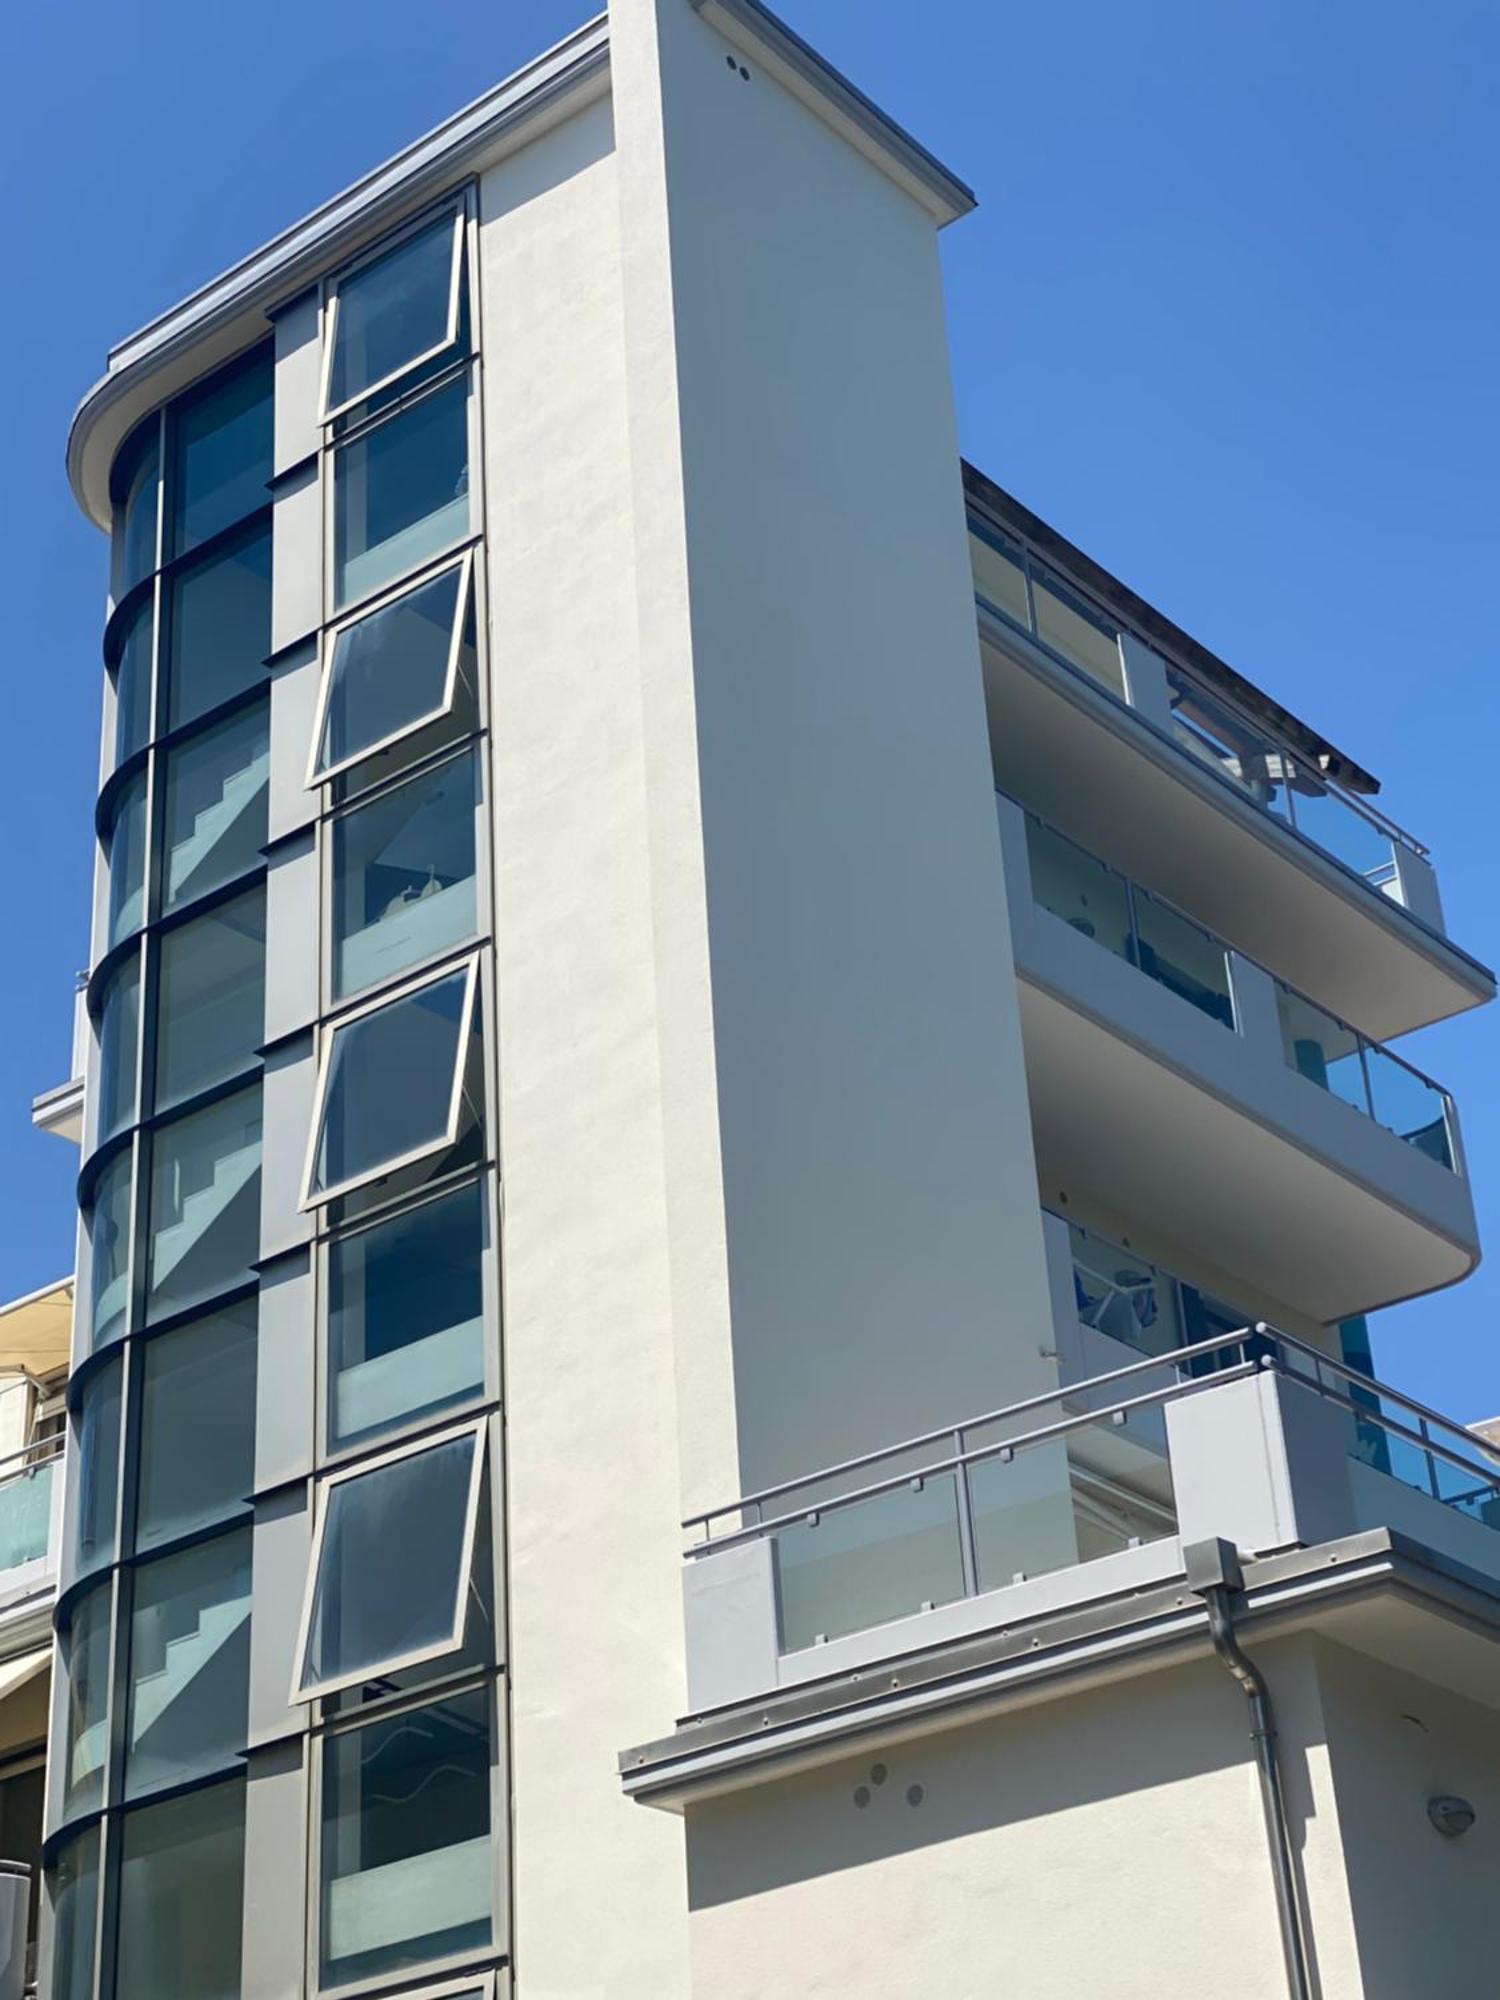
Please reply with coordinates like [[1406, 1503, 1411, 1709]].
[[617, 1529, 1500, 1808], [67, 15, 610, 528], [691, 0, 976, 225]]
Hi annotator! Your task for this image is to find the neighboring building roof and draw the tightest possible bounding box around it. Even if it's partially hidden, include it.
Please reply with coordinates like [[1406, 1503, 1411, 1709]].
[[0, 1280, 73, 1379], [1472, 1418, 1500, 1451], [964, 461, 1383, 800]]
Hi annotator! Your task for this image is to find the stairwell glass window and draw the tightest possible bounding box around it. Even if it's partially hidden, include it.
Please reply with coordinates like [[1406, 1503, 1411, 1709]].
[[293, 1423, 486, 1701], [61, 1581, 111, 1818], [334, 373, 471, 610], [155, 889, 266, 1110], [97, 951, 141, 1141], [162, 702, 270, 914], [86, 1151, 132, 1350], [301, 958, 478, 1207], [168, 351, 272, 559], [310, 552, 475, 785], [106, 770, 148, 947], [327, 1179, 487, 1452], [165, 521, 272, 731], [111, 595, 156, 769], [145, 1086, 263, 1322], [318, 1686, 494, 1987], [114, 1778, 245, 2000], [45, 1824, 99, 2000], [136, 1301, 257, 1550], [124, 1529, 252, 1795], [113, 417, 160, 597], [322, 209, 465, 423], [333, 751, 478, 999]]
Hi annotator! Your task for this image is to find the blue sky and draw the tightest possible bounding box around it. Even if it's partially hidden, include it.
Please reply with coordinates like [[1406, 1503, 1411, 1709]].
[[1, 1, 1495, 1415]]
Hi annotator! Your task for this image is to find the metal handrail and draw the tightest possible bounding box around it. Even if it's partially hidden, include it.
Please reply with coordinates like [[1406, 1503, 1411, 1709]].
[[1014, 795, 1455, 1110], [969, 528, 1427, 860], [0, 1436, 63, 1484], [685, 1319, 1500, 1553]]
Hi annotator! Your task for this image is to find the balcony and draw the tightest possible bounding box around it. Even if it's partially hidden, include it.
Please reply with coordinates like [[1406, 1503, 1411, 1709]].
[[998, 794, 1477, 1322], [621, 1328, 1500, 1805], [968, 503, 1494, 1041]]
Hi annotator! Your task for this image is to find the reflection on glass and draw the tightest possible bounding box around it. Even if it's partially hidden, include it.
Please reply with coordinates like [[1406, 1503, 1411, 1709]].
[[1364, 1044, 1454, 1168], [1285, 771, 1396, 884], [115, 422, 160, 597], [1024, 817, 1131, 956], [125, 1531, 252, 1795], [300, 1431, 480, 1695], [970, 525, 1029, 627], [62, 1584, 110, 1819], [334, 375, 469, 608], [774, 1475, 964, 1653], [971, 1429, 1175, 1588], [137, 1303, 257, 1550], [47, 1825, 100, 2000], [319, 1688, 492, 1988], [1131, 893, 1234, 1028], [1166, 669, 1294, 822], [107, 771, 148, 947], [1068, 1224, 1182, 1357], [328, 1181, 485, 1451], [166, 523, 272, 731], [112, 596, 155, 768], [71, 1358, 121, 1580], [155, 890, 266, 1109], [328, 213, 461, 414], [169, 355, 272, 558], [314, 559, 471, 780], [334, 754, 477, 998], [1276, 987, 1369, 1115], [97, 952, 141, 1141], [163, 704, 269, 914], [115, 1780, 245, 2000], [146, 1088, 262, 1323], [87, 1152, 132, 1350], [307, 967, 472, 1201], [1032, 567, 1125, 697]]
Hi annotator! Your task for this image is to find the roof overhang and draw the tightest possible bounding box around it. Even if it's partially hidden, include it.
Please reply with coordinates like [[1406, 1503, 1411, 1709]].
[[0, 1281, 73, 1379]]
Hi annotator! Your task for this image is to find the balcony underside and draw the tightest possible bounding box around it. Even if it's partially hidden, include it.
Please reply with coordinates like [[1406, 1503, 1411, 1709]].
[[980, 622, 1493, 1041], [1017, 973, 1475, 1324]]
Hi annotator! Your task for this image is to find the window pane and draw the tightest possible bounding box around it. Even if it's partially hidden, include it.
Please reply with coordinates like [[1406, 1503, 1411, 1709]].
[[62, 1583, 110, 1819], [970, 525, 1029, 628], [163, 703, 269, 914], [125, 1530, 251, 1795], [156, 890, 266, 1110], [1032, 569, 1125, 698], [315, 560, 470, 779], [87, 1152, 132, 1351], [320, 1688, 492, 1987], [97, 952, 141, 1141], [115, 423, 160, 596], [334, 754, 477, 999], [106, 772, 147, 947], [115, 1780, 245, 2000], [329, 1182, 485, 1451], [137, 1303, 257, 1550], [328, 215, 460, 413], [300, 1431, 479, 1694], [69, 1358, 121, 1580], [309, 967, 472, 1201], [112, 596, 155, 768], [166, 523, 272, 732], [334, 375, 470, 608], [146, 1088, 262, 1322], [46, 1826, 99, 2000], [169, 356, 272, 557]]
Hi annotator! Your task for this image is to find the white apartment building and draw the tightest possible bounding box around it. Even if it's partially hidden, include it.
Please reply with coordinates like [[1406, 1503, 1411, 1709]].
[[32, 2, 1498, 1996]]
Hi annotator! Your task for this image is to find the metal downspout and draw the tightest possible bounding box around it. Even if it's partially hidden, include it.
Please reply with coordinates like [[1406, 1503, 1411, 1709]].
[[1185, 1538, 1314, 2000]]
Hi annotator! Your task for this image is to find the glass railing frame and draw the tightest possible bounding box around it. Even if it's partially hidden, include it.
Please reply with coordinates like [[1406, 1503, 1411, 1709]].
[[1012, 795, 1459, 1173], [969, 514, 1429, 886]]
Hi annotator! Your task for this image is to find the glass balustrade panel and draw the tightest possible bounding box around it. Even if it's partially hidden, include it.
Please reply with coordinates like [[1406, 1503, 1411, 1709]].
[[1275, 987, 1369, 1114], [969, 526, 1029, 628], [1032, 567, 1127, 698], [1363, 1043, 1453, 1168], [1024, 817, 1133, 958], [773, 1474, 964, 1653], [1067, 1224, 1183, 1357], [1132, 891, 1235, 1027]]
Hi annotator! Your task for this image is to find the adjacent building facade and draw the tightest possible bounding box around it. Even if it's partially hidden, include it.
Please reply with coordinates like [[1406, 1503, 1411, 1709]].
[[31, 2, 1497, 1995]]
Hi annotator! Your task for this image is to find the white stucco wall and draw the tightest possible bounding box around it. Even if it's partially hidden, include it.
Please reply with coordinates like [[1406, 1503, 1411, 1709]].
[[614, 0, 1057, 1499]]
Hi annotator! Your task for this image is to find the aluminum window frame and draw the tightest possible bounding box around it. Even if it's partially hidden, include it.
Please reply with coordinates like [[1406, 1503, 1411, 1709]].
[[318, 207, 467, 428], [290, 1417, 488, 1705], [298, 952, 481, 1211], [305, 546, 476, 789]]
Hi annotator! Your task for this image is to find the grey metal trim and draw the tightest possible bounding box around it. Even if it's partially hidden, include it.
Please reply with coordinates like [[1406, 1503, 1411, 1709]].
[[67, 17, 610, 528], [691, 0, 975, 224], [617, 1527, 1500, 1808]]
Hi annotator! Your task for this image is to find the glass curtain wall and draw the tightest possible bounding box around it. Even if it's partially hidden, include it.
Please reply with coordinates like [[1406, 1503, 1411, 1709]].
[[299, 195, 504, 1996], [49, 347, 272, 2000]]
